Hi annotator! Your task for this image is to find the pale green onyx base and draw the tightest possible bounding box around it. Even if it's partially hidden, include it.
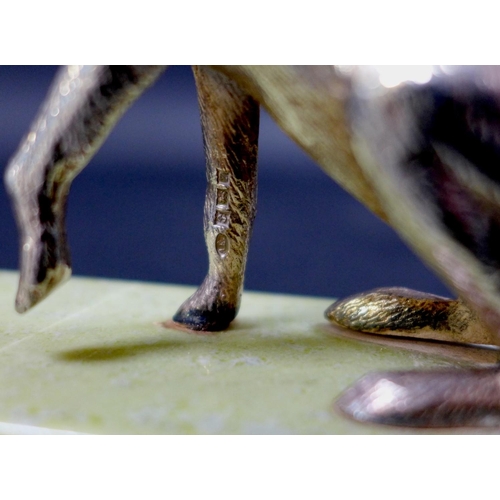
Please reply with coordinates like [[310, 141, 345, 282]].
[[0, 271, 492, 434]]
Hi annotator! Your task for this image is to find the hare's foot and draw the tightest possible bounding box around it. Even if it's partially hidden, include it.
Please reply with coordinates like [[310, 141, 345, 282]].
[[173, 277, 239, 332], [325, 287, 494, 345], [6, 171, 72, 313]]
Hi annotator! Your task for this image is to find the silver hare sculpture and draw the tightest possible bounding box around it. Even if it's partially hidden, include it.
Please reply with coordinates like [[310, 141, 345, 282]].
[[6, 65, 500, 428]]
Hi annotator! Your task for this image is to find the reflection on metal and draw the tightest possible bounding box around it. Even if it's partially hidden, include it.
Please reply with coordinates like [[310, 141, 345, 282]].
[[336, 367, 500, 428]]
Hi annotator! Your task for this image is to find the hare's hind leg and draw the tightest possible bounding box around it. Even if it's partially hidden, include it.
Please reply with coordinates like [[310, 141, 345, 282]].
[[173, 66, 259, 331], [5, 65, 165, 312], [326, 287, 495, 345]]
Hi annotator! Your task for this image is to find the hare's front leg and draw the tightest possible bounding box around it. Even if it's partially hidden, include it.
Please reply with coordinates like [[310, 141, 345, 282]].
[[5, 65, 165, 312], [173, 66, 259, 331]]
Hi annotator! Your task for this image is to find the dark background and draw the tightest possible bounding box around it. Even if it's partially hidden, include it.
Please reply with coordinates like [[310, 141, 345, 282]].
[[0, 66, 451, 299]]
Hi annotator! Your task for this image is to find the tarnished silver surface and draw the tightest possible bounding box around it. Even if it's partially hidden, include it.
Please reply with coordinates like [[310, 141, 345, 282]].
[[7, 65, 500, 428]]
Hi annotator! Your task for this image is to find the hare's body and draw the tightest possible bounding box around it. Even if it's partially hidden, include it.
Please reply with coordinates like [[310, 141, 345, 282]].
[[7, 65, 500, 427]]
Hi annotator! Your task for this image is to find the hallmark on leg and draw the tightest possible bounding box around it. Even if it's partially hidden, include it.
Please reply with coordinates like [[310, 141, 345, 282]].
[[215, 233, 229, 259]]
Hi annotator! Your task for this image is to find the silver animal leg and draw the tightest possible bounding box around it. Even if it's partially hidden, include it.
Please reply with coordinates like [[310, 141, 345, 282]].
[[5, 65, 165, 312], [172, 66, 259, 331]]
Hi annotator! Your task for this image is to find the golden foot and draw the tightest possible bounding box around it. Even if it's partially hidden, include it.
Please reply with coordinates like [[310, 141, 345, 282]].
[[325, 287, 494, 345]]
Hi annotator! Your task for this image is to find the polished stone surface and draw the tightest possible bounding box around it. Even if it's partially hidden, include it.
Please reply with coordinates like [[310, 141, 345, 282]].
[[0, 271, 491, 434]]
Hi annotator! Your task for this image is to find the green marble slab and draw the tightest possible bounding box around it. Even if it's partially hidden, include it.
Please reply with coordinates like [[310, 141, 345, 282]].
[[0, 270, 495, 434]]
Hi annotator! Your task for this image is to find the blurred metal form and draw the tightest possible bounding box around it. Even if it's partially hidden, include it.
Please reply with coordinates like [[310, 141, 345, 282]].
[[5, 66, 165, 312], [7, 65, 500, 427], [336, 366, 500, 428]]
